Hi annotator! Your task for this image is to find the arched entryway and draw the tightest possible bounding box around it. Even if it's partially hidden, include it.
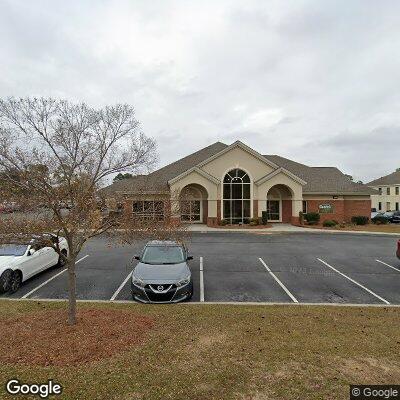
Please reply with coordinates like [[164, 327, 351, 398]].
[[179, 184, 208, 223], [266, 184, 293, 222]]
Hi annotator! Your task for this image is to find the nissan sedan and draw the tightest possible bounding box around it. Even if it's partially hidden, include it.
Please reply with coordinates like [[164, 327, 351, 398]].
[[131, 240, 193, 303]]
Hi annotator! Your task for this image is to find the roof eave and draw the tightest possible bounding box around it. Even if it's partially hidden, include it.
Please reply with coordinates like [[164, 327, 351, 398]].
[[255, 167, 307, 186]]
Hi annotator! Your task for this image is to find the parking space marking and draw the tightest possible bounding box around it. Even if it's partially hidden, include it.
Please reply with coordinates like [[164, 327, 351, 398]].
[[317, 258, 390, 305], [110, 272, 132, 301], [376, 259, 400, 273], [200, 256, 204, 302], [258, 258, 298, 303], [21, 255, 90, 299]]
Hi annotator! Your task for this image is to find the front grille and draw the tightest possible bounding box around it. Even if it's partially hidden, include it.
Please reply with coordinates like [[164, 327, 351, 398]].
[[147, 284, 173, 291], [145, 284, 177, 302], [146, 290, 176, 302]]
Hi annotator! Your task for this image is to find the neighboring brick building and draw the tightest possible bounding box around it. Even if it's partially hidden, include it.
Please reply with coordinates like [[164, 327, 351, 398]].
[[102, 141, 375, 226]]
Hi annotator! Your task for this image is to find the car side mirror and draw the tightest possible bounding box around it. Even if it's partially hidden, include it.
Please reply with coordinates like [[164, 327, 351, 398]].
[[133, 255, 140, 261], [29, 248, 36, 256], [187, 255, 193, 261]]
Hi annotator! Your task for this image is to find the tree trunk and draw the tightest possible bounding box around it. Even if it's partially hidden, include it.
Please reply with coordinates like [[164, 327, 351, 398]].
[[67, 257, 77, 325]]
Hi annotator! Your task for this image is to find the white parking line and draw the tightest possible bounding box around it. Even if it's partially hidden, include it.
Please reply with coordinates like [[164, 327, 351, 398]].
[[199, 256, 204, 302], [22, 255, 90, 299], [376, 259, 400, 273], [258, 258, 298, 303], [110, 272, 132, 301], [317, 258, 390, 305]]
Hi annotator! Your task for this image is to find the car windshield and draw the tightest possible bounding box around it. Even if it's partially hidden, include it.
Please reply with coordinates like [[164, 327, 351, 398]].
[[0, 244, 28, 256], [141, 246, 185, 265]]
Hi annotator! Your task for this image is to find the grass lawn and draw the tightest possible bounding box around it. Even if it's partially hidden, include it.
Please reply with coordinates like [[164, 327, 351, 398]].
[[0, 300, 399, 400]]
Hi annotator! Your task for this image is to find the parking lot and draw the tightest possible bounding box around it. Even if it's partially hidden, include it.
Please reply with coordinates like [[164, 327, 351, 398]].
[[2, 232, 400, 304]]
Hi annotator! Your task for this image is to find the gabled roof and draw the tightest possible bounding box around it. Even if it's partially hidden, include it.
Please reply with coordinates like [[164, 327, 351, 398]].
[[367, 170, 400, 186], [101, 141, 227, 195], [264, 155, 376, 195], [255, 167, 307, 186], [196, 140, 279, 170], [101, 141, 376, 196], [168, 166, 220, 185]]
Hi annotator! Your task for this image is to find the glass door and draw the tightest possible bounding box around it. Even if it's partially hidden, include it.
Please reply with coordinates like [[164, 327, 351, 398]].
[[181, 200, 201, 222], [267, 200, 280, 221]]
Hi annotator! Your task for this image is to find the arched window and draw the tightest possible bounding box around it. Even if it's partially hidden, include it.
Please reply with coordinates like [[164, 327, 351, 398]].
[[223, 169, 251, 223]]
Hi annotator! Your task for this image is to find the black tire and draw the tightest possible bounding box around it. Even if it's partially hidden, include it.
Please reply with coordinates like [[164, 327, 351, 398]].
[[0, 269, 13, 294], [186, 282, 194, 301], [8, 271, 22, 294], [58, 250, 68, 267]]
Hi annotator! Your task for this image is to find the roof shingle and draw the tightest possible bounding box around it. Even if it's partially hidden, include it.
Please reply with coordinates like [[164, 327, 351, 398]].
[[102, 141, 375, 196], [367, 170, 400, 186]]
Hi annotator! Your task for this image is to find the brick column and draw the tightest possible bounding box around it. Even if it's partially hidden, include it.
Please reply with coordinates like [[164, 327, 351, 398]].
[[253, 200, 258, 219]]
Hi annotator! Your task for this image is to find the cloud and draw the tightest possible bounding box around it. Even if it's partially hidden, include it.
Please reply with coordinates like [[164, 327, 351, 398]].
[[0, 0, 399, 183]]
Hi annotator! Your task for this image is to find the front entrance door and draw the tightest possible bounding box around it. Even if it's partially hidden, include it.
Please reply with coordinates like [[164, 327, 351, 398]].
[[267, 200, 280, 221], [181, 200, 201, 222]]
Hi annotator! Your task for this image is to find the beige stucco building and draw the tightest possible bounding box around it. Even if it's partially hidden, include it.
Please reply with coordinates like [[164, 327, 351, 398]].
[[103, 141, 374, 225], [367, 171, 400, 212]]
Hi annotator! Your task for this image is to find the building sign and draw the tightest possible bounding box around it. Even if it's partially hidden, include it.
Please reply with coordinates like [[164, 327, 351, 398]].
[[319, 203, 334, 213]]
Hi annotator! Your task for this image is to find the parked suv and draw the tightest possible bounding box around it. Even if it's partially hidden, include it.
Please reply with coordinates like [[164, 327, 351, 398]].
[[131, 241, 193, 303]]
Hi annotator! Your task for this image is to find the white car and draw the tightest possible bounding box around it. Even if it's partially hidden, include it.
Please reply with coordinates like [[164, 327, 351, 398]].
[[0, 234, 68, 294]]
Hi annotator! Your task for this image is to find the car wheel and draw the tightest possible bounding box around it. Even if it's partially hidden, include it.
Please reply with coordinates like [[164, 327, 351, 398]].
[[8, 271, 22, 294], [0, 269, 13, 294], [58, 249, 68, 267], [186, 283, 194, 301]]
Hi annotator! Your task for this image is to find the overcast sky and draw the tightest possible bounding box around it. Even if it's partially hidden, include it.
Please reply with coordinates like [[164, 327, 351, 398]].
[[1, 0, 399, 182]]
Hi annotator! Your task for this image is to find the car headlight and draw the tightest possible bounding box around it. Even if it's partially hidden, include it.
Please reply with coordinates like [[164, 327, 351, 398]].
[[132, 274, 145, 288], [177, 275, 191, 287]]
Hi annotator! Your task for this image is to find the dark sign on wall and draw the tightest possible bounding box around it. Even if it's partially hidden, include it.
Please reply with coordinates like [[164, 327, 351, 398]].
[[319, 203, 334, 213]]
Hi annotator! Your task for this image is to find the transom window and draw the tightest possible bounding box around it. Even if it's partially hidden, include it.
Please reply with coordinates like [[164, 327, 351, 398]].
[[223, 169, 251, 224], [132, 201, 164, 220]]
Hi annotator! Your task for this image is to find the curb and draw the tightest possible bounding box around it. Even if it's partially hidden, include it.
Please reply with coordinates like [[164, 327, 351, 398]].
[[1, 298, 399, 308], [188, 229, 400, 237]]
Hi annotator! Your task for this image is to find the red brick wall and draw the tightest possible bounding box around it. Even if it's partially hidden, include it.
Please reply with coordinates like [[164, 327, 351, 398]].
[[306, 200, 344, 223], [253, 200, 258, 220], [344, 200, 371, 221], [217, 200, 221, 222], [202, 200, 208, 224], [305, 199, 371, 223], [282, 200, 292, 223]]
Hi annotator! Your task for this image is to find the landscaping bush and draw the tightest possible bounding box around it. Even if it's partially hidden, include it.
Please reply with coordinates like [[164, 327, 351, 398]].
[[299, 211, 304, 225], [351, 216, 369, 225], [323, 220, 338, 227], [261, 211, 268, 225], [220, 219, 228, 226], [249, 217, 259, 226], [304, 212, 320, 224], [372, 215, 388, 225]]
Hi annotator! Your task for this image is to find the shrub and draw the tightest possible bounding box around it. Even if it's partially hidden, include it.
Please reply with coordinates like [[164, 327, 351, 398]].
[[372, 215, 388, 225], [304, 212, 320, 224], [351, 216, 369, 225], [299, 211, 304, 225], [261, 211, 268, 225], [323, 220, 337, 227], [220, 219, 228, 226], [249, 217, 259, 226]]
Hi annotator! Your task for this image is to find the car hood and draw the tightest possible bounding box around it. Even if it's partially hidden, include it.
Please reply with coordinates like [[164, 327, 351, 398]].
[[133, 262, 190, 284], [0, 256, 20, 273]]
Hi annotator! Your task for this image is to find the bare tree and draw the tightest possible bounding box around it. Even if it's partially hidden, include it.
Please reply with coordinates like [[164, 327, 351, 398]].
[[0, 97, 183, 324]]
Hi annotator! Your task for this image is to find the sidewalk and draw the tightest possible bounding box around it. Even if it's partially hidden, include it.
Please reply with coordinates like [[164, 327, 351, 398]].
[[187, 223, 400, 236]]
